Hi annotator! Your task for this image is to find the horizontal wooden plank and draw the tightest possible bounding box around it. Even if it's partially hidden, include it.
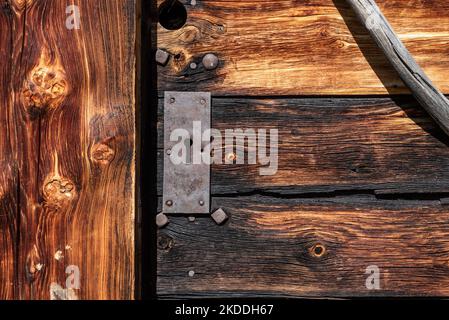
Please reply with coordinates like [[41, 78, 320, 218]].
[[157, 0, 449, 95], [158, 196, 449, 298], [157, 97, 449, 195]]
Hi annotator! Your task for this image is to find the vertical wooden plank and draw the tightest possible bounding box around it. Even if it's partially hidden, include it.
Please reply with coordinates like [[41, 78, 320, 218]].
[[9, 0, 136, 300], [0, 0, 18, 300]]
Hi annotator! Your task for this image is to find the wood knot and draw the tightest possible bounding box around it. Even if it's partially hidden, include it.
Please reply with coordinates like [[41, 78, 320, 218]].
[[26, 245, 42, 282], [2, 1, 13, 16], [178, 26, 201, 43], [171, 50, 189, 72], [11, 0, 35, 9], [22, 66, 67, 114], [91, 142, 115, 165], [157, 234, 174, 251], [310, 243, 326, 258], [43, 177, 76, 208], [319, 27, 329, 38]]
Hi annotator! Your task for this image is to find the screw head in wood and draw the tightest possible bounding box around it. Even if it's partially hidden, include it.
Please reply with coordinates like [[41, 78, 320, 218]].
[[155, 49, 170, 66], [202, 53, 219, 70], [211, 208, 228, 225], [165, 200, 173, 207], [156, 213, 169, 228]]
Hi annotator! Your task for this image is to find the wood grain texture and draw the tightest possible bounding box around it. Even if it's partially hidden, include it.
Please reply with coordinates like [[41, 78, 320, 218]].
[[158, 196, 449, 298], [0, 1, 18, 299], [157, 97, 449, 195], [0, 0, 136, 300], [157, 0, 449, 95], [346, 0, 449, 137]]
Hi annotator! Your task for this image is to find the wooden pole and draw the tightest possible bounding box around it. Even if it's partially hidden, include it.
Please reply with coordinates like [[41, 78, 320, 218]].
[[346, 0, 449, 136]]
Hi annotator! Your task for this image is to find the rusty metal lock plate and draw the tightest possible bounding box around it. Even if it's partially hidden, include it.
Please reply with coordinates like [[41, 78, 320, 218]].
[[163, 91, 211, 214]]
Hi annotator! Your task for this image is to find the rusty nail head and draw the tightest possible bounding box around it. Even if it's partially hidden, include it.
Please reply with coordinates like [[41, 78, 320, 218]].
[[156, 213, 169, 228], [166, 200, 173, 207], [202, 53, 219, 70], [211, 208, 228, 225], [156, 49, 170, 66]]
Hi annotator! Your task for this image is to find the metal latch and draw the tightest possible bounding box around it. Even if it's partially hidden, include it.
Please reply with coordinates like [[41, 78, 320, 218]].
[[162, 91, 211, 214]]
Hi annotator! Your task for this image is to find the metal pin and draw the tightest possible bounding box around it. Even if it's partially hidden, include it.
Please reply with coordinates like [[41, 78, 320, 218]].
[[202, 53, 219, 70], [155, 49, 170, 66], [156, 213, 169, 228], [211, 208, 228, 225]]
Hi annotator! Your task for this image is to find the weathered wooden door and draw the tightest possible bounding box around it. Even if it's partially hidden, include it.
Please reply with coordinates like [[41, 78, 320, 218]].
[[156, 0, 449, 298]]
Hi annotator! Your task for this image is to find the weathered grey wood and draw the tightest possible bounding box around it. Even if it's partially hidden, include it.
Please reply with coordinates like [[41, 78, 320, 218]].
[[346, 0, 449, 136], [157, 97, 449, 196], [158, 195, 449, 298]]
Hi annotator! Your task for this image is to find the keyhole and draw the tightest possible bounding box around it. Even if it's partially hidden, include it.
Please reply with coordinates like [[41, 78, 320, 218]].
[[158, 0, 187, 30]]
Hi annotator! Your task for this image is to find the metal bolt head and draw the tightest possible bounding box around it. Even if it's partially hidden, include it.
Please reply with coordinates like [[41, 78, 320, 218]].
[[202, 53, 219, 70], [155, 49, 170, 66], [190, 62, 197, 70], [165, 200, 173, 207], [211, 208, 228, 225], [199, 200, 205, 206], [156, 213, 169, 228]]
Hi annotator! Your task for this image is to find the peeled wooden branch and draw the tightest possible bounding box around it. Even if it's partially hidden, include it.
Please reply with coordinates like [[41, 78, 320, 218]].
[[346, 0, 449, 136]]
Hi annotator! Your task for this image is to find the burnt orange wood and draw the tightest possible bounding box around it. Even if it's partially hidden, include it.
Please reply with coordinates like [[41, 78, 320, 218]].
[[157, 0, 449, 95], [0, 1, 18, 299], [0, 0, 137, 300], [158, 196, 449, 298]]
